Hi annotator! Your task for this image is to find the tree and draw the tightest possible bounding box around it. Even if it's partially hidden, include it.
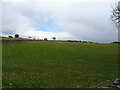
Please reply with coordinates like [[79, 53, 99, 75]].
[[111, 1, 120, 28], [8, 36, 13, 38], [28, 36, 32, 39], [33, 38, 36, 40], [53, 37, 56, 40], [15, 34, 19, 38], [44, 38, 48, 41]]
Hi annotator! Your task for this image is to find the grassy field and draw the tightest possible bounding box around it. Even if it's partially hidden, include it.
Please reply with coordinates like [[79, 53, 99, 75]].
[[2, 41, 118, 88], [0, 37, 28, 40]]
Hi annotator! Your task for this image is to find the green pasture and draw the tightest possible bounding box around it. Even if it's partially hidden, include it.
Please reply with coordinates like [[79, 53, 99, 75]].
[[0, 37, 28, 40], [2, 41, 118, 88]]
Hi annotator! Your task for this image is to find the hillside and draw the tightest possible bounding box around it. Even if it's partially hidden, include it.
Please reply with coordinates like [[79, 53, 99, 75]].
[[2, 41, 118, 88]]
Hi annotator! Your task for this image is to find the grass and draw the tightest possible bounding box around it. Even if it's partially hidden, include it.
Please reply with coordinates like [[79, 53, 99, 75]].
[[2, 41, 118, 88]]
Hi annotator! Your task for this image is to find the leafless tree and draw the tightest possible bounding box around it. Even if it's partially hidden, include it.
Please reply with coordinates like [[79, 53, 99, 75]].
[[111, 1, 120, 28]]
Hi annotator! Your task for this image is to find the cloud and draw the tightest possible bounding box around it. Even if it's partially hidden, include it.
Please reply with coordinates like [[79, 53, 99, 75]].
[[1, 0, 118, 42], [22, 30, 75, 40]]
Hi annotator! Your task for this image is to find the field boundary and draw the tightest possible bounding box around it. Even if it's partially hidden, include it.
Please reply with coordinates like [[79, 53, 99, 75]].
[[1, 39, 45, 44]]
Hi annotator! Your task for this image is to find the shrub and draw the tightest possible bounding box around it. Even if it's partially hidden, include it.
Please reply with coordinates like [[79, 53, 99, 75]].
[[8, 36, 13, 38], [15, 34, 19, 38], [44, 38, 48, 41], [53, 37, 56, 40]]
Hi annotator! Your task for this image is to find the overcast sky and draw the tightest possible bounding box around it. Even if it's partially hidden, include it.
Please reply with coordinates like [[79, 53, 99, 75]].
[[0, 0, 119, 43]]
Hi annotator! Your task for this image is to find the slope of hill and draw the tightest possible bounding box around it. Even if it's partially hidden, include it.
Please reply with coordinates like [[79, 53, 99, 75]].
[[2, 41, 118, 88]]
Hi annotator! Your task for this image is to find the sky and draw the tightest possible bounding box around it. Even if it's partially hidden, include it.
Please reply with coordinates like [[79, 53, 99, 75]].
[[0, 0, 119, 43]]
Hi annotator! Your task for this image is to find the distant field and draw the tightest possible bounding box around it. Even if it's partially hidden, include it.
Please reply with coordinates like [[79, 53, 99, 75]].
[[2, 41, 118, 88], [0, 37, 28, 40]]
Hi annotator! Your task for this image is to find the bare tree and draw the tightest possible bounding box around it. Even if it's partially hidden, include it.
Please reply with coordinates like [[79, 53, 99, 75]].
[[111, 1, 120, 28]]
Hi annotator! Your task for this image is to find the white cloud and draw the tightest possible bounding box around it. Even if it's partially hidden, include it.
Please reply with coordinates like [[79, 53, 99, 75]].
[[1, 0, 27, 2], [21, 30, 74, 40], [1, 0, 118, 42]]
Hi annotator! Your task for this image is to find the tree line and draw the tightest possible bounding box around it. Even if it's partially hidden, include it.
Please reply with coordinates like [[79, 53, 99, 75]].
[[8, 34, 56, 41]]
